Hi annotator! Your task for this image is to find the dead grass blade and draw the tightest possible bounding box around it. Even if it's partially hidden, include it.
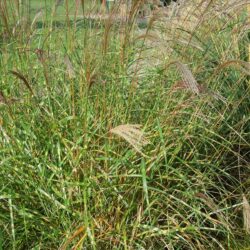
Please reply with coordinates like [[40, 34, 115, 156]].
[[243, 194, 250, 234], [9, 70, 34, 95], [110, 124, 149, 156], [64, 55, 76, 79], [60, 226, 85, 250]]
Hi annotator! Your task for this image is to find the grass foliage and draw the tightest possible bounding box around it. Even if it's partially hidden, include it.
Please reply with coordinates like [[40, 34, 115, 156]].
[[0, 0, 250, 249]]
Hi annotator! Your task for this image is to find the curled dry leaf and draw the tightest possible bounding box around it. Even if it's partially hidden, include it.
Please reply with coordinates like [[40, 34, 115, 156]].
[[243, 194, 250, 234], [110, 124, 149, 156]]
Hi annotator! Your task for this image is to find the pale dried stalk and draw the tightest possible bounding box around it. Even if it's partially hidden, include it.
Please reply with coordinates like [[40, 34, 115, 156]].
[[243, 194, 250, 234]]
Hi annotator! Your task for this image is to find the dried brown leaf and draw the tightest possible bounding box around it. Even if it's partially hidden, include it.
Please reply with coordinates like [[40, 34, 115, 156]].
[[60, 226, 85, 250]]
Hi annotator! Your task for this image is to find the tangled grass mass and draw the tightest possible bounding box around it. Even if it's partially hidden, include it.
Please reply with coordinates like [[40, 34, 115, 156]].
[[0, 0, 250, 249]]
